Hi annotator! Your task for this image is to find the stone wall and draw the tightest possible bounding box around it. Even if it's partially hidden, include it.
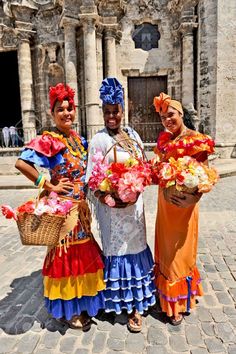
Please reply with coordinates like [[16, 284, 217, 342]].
[[0, 0, 235, 157], [198, 0, 217, 137], [117, 0, 182, 106], [215, 0, 236, 158]]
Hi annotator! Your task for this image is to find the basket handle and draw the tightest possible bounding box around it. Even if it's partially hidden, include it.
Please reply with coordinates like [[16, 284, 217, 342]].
[[102, 138, 147, 163], [34, 188, 48, 208]]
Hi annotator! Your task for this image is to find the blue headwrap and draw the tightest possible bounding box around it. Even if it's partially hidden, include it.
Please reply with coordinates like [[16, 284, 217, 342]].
[[99, 77, 124, 110]]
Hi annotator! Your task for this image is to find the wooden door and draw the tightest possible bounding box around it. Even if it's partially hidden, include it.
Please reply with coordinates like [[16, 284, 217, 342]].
[[128, 76, 167, 143]]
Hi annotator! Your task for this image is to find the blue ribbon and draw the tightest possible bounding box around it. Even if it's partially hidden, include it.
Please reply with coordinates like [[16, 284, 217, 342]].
[[186, 276, 192, 313]]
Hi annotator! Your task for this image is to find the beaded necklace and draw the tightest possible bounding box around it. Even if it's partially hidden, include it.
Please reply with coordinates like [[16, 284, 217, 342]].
[[108, 128, 140, 159], [43, 130, 85, 158]]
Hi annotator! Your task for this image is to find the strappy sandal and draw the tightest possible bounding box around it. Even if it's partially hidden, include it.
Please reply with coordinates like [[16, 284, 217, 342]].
[[62, 314, 91, 331], [169, 314, 183, 326], [127, 309, 142, 332]]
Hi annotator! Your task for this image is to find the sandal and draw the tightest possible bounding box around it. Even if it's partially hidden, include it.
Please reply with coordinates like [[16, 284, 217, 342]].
[[62, 314, 91, 331], [169, 314, 183, 326], [127, 309, 142, 332]]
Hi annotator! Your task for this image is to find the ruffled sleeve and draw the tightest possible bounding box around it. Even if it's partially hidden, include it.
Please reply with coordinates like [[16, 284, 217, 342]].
[[20, 133, 66, 169], [19, 149, 64, 169], [156, 131, 215, 161], [26, 134, 65, 157]]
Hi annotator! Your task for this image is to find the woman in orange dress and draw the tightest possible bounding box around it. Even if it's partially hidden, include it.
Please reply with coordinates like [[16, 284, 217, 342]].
[[153, 93, 215, 325]]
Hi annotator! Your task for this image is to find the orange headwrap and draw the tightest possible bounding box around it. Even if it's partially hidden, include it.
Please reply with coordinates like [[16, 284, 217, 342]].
[[153, 92, 183, 115]]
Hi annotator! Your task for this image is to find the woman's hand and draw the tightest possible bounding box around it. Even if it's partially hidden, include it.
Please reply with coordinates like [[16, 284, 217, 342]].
[[47, 178, 74, 194], [94, 190, 109, 205], [169, 191, 201, 208], [95, 190, 138, 208], [163, 187, 201, 208]]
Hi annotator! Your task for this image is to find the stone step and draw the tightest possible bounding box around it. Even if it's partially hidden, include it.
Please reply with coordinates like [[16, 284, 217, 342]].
[[0, 156, 20, 175]]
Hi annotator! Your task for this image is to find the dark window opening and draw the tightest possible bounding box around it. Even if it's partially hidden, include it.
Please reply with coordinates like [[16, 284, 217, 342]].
[[132, 23, 161, 51]]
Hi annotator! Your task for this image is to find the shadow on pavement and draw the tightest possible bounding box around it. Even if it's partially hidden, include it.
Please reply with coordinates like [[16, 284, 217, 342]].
[[0, 270, 68, 335], [148, 300, 169, 324], [0, 272, 166, 335]]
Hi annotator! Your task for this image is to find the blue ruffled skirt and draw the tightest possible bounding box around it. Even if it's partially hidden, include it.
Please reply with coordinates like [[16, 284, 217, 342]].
[[45, 292, 105, 320], [103, 245, 156, 314]]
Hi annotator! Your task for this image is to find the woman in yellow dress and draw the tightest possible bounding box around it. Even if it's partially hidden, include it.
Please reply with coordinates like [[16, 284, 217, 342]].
[[153, 93, 215, 325]]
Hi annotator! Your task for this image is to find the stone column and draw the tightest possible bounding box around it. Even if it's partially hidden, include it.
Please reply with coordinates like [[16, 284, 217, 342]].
[[104, 26, 117, 77], [96, 24, 104, 125], [96, 24, 103, 90], [17, 28, 37, 143], [179, 22, 197, 107], [61, 17, 79, 123], [179, 21, 199, 128], [80, 14, 100, 133]]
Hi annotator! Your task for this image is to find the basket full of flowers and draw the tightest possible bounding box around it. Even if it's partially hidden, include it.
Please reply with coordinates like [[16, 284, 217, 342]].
[[88, 144, 152, 207], [151, 155, 219, 196], [1, 192, 73, 246]]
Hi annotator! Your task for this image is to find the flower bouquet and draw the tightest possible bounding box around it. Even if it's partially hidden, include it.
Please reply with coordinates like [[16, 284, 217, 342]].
[[1, 192, 73, 246], [152, 155, 219, 195], [88, 150, 152, 207]]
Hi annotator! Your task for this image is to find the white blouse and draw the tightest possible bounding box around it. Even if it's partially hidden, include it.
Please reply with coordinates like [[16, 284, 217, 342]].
[[86, 127, 147, 257]]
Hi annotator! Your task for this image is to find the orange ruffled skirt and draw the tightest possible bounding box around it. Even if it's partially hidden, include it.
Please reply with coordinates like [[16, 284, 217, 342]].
[[155, 188, 203, 317]]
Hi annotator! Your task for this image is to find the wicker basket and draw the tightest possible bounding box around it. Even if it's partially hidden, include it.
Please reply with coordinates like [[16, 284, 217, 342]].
[[168, 185, 197, 198], [17, 212, 66, 246], [99, 137, 145, 207]]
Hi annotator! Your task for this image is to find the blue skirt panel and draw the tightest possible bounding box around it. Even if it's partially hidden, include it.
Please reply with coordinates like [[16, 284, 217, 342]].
[[103, 245, 156, 314], [45, 292, 105, 320]]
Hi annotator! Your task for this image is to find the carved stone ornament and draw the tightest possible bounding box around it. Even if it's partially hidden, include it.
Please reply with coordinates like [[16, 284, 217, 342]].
[[31, 0, 54, 5], [138, 0, 161, 14], [97, 0, 126, 19], [1, 28, 18, 48], [167, 0, 199, 13], [10, 0, 54, 6], [32, 8, 63, 42], [125, 0, 161, 20]]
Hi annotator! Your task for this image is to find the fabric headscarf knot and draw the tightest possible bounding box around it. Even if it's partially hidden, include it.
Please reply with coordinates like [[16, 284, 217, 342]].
[[49, 83, 75, 112], [153, 92, 183, 115], [153, 93, 171, 114], [99, 77, 124, 109]]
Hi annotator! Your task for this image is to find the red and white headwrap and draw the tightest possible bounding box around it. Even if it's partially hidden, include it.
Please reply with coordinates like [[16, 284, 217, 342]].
[[49, 83, 75, 112]]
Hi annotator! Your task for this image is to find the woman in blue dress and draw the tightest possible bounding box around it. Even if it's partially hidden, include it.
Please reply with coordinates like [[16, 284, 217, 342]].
[[86, 77, 156, 332]]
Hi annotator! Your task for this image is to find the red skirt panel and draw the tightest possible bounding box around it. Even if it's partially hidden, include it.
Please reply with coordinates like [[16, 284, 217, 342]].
[[42, 238, 104, 278]]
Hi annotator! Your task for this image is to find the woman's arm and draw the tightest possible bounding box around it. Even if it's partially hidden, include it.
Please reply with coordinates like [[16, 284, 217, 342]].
[[15, 159, 73, 194]]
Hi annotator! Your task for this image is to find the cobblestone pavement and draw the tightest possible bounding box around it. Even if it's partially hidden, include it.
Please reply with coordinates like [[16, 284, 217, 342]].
[[0, 176, 236, 354]]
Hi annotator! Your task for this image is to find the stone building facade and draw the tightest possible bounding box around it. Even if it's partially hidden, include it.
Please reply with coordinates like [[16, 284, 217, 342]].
[[0, 0, 235, 157]]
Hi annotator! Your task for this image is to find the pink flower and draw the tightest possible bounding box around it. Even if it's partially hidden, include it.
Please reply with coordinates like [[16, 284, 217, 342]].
[[48, 191, 58, 199], [88, 161, 110, 190], [104, 194, 116, 207], [92, 149, 105, 164], [1, 205, 18, 220], [117, 172, 144, 202], [57, 200, 73, 215], [120, 172, 144, 192]]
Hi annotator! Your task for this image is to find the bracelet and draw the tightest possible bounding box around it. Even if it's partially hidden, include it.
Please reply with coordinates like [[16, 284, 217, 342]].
[[38, 175, 46, 189], [34, 173, 43, 187]]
